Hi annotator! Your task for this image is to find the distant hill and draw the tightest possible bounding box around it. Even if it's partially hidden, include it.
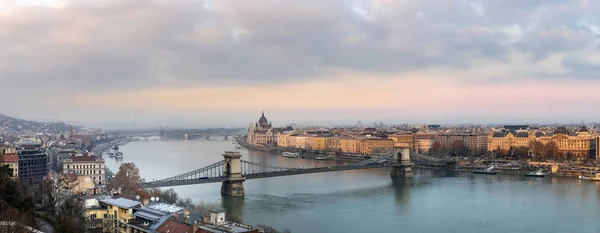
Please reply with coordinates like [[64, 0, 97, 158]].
[[0, 113, 79, 134]]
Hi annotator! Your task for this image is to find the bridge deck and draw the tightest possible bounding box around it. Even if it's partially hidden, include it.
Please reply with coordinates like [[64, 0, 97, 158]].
[[142, 163, 398, 188]]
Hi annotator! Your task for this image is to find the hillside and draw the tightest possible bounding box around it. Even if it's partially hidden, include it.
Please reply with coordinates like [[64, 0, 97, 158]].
[[0, 114, 77, 134]]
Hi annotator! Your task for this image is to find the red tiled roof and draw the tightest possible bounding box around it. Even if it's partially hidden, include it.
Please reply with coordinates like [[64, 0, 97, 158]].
[[68, 155, 97, 162], [0, 154, 18, 163], [63, 173, 78, 182], [156, 219, 195, 233], [414, 134, 436, 140]]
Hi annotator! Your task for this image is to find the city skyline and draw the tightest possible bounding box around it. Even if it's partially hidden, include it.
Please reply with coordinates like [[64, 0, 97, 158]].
[[1, 0, 600, 127]]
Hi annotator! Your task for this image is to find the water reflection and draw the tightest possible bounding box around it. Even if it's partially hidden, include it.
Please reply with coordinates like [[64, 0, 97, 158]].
[[221, 195, 245, 221], [112, 139, 600, 233], [391, 177, 412, 213]]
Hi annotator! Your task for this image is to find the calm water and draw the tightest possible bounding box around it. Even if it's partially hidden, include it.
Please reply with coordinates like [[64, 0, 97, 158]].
[[106, 138, 600, 233]]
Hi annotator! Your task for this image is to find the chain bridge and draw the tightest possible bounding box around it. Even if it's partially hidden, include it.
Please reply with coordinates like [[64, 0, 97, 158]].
[[142, 148, 451, 196]]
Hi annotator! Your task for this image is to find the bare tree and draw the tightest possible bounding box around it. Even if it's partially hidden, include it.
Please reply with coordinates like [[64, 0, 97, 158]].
[[100, 218, 117, 233], [55, 196, 88, 233], [109, 162, 142, 197], [38, 178, 69, 213], [0, 208, 39, 233], [256, 224, 291, 233]]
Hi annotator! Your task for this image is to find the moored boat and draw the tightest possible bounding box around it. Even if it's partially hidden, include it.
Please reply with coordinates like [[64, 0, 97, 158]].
[[115, 151, 123, 158], [282, 152, 300, 158], [107, 150, 115, 157], [579, 173, 600, 181], [525, 170, 546, 177], [473, 166, 496, 175], [315, 155, 331, 160]]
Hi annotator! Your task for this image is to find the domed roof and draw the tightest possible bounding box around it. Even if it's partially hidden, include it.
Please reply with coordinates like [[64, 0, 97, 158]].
[[258, 111, 268, 125], [579, 126, 589, 132]]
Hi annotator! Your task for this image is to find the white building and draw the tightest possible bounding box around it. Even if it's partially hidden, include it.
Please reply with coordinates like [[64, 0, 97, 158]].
[[62, 155, 106, 185]]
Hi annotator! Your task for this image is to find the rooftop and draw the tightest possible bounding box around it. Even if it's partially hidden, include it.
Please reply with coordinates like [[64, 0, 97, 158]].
[[156, 219, 195, 233], [199, 223, 256, 233], [146, 202, 184, 214], [65, 155, 103, 162], [0, 154, 18, 163], [100, 197, 141, 209]]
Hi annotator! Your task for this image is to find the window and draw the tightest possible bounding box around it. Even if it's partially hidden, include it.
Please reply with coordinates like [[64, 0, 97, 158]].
[[91, 214, 97, 220]]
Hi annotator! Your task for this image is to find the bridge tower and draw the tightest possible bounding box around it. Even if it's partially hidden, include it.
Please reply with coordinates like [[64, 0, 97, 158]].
[[391, 147, 414, 177], [221, 151, 246, 196]]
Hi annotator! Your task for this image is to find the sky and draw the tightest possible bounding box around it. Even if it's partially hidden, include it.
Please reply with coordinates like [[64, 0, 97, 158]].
[[0, 0, 599, 128]]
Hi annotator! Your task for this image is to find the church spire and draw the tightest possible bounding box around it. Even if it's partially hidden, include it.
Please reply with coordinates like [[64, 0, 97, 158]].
[[262, 110, 264, 117]]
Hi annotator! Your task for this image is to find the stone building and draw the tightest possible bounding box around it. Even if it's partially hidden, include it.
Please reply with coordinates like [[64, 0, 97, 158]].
[[247, 111, 277, 146], [413, 134, 436, 153], [63, 155, 106, 185], [487, 126, 596, 160]]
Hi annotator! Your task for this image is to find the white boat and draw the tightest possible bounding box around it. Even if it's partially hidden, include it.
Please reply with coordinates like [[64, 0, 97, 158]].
[[315, 155, 333, 160], [579, 173, 600, 181], [107, 150, 115, 157], [525, 170, 546, 177], [115, 151, 123, 158], [282, 152, 300, 158], [473, 166, 496, 175]]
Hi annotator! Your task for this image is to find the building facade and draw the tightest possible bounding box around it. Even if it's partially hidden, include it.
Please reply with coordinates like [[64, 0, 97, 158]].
[[63, 155, 106, 185], [387, 134, 413, 149], [18, 147, 48, 185], [488, 127, 596, 160], [247, 111, 277, 146], [413, 134, 436, 153], [437, 134, 488, 154], [0, 152, 18, 178], [358, 139, 395, 155]]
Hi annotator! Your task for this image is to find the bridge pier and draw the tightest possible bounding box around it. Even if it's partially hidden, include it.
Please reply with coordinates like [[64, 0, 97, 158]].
[[221, 151, 246, 197], [391, 147, 414, 178]]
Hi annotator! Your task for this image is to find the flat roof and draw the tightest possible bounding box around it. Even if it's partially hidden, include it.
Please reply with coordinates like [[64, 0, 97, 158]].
[[100, 197, 141, 209]]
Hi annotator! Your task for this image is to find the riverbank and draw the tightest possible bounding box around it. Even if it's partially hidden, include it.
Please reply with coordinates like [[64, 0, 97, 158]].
[[234, 136, 367, 162], [91, 137, 135, 157]]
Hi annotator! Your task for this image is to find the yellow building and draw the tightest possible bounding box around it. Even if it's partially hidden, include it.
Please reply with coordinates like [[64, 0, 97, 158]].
[[387, 134, 413, 149], [551, 127, 595, 159], [276, 133, 290, 148], [0, 153, 18, 178], [99, 198, 142, 233], [313, 137, 329, 151], [358, 139, 395, 155], [413, 134, 436, 153], [487, 131, 534, 151], [287, 135, 298, 148], [328, 137, 341, 152], [305, 137, 316, 150], [488, 127, 596, 160], [294, 136, 309, 149], [339, 138, 359, 154], [596, 136, 600, 160]]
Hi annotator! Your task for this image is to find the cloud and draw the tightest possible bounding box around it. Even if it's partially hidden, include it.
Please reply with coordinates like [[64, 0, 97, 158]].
[[0, 0, 599, 124]]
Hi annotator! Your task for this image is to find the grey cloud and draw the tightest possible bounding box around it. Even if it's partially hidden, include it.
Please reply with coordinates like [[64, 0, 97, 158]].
[[0, 0, 599, 94]]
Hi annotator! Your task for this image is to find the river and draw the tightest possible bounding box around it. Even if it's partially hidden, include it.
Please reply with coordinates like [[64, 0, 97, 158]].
[[105, 137, 600, 233]]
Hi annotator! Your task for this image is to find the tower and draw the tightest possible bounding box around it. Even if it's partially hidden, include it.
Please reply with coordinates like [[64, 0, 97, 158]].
[[221, 151, 245, 196], [391, 146, 413, 177]]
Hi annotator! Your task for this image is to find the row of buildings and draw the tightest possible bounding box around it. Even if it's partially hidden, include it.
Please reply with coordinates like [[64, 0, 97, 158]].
[[247, 112, 600, 159], [1, 135, 106, 195], [84, 194, 258, 233]]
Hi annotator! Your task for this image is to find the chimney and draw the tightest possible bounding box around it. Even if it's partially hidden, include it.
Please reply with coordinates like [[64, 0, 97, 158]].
[[143, 199, 149, 206], [193, 220, 202, 233]]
